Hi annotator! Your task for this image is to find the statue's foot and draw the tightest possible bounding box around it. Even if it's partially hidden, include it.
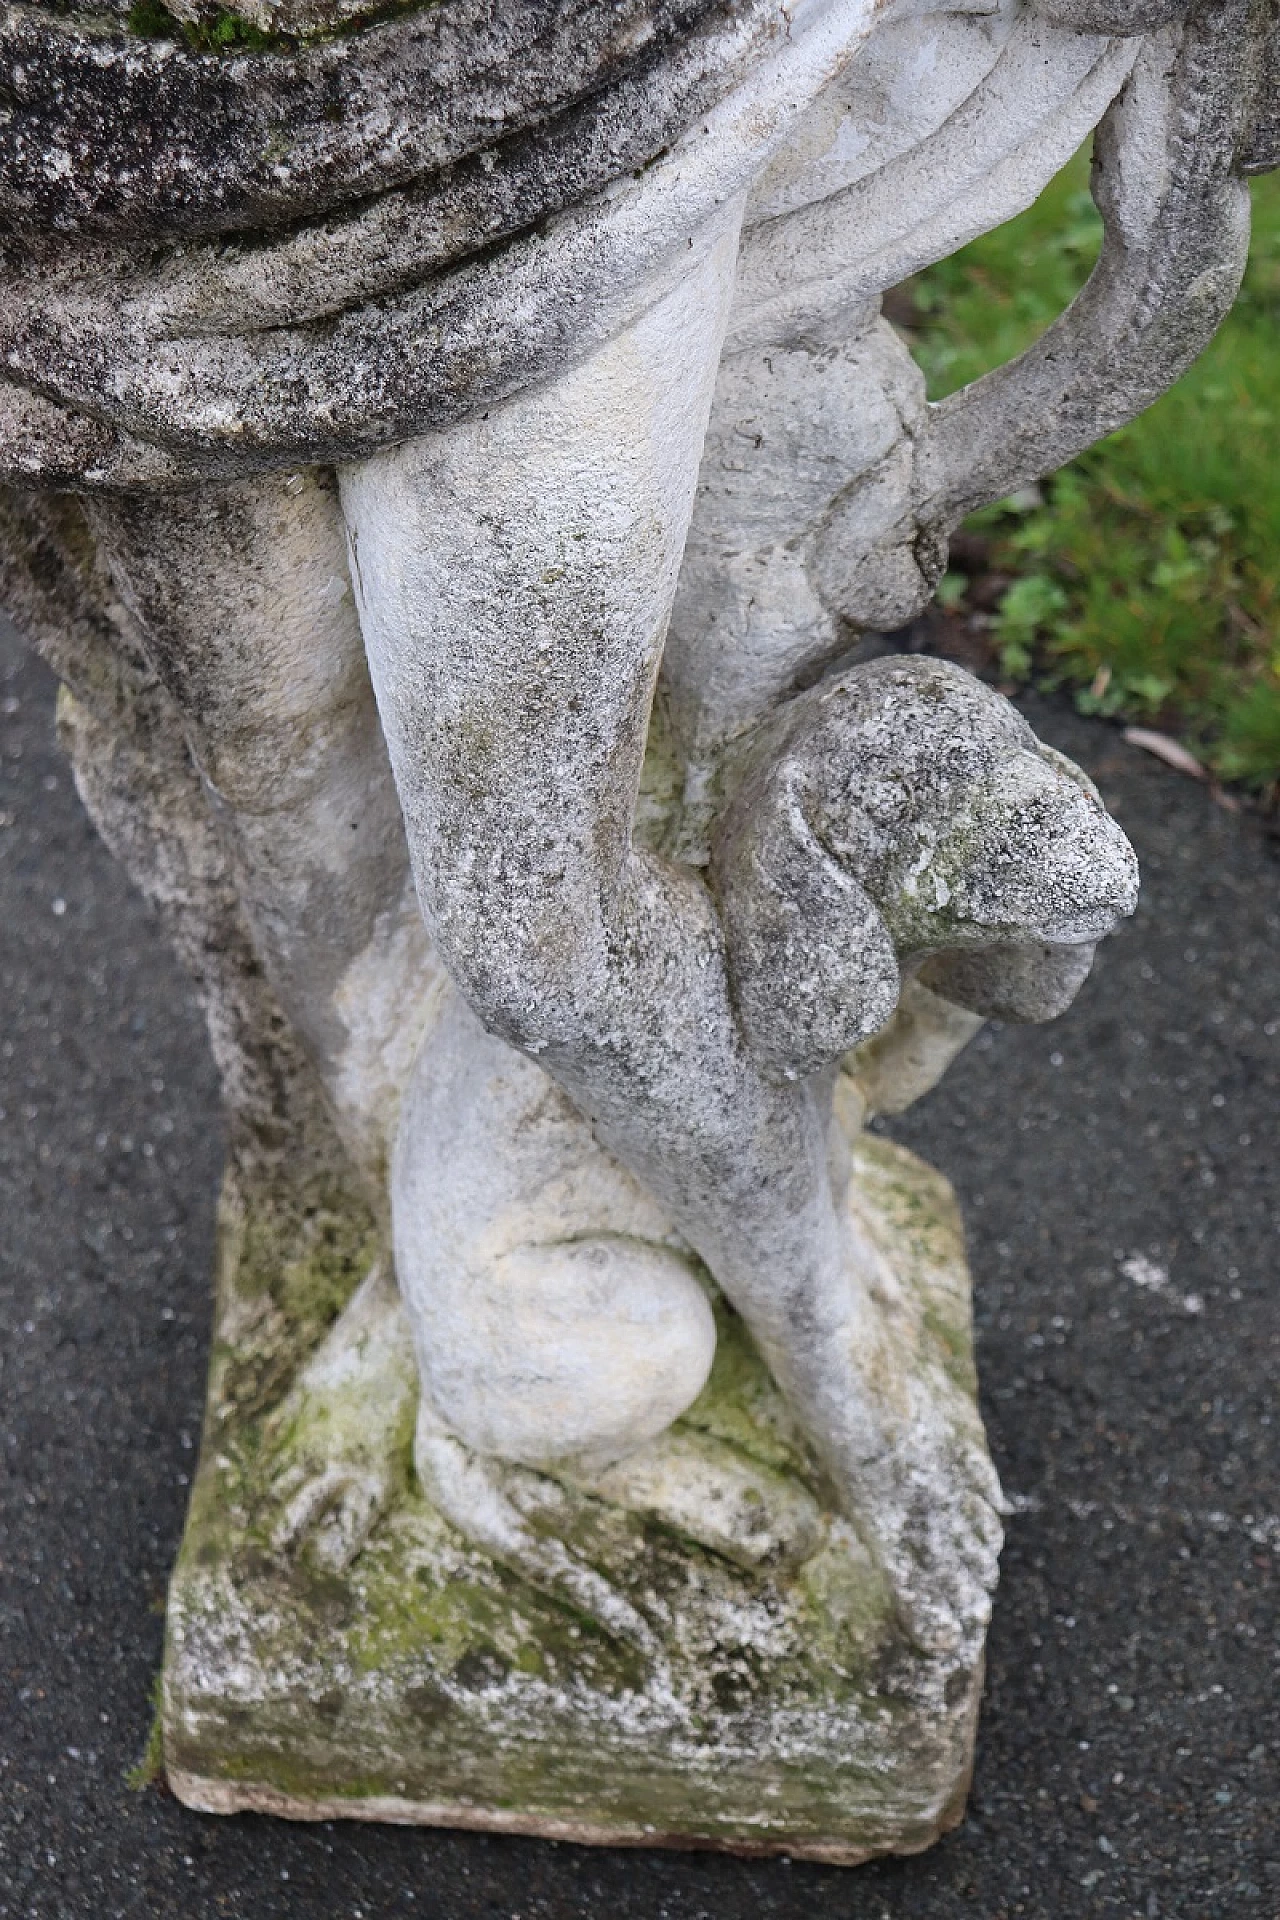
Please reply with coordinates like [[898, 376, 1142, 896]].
[[271, 1461, 395, 1574], [413, 1393, 828, 1671], [262, 1261, 417, 1573], [412, 1397, 669, 1667]]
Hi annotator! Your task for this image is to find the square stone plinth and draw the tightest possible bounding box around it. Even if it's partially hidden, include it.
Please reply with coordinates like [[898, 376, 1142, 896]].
[[162, 1135, 995, 1864]]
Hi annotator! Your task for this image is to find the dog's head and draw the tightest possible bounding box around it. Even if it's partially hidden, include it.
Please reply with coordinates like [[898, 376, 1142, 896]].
[[714, 656, 1137, 1079]]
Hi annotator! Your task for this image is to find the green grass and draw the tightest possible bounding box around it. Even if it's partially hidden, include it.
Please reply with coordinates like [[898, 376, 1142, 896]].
[[124, 1670, 165, 1791], [125, 0, 435, 51], [127, 0, 276, 51], [904, 151, 1280, 792]]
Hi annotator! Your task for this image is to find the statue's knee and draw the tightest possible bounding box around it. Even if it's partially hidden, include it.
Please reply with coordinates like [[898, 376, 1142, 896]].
[[412, 1235, 717, 1475], [427, 889, 601, 1060]]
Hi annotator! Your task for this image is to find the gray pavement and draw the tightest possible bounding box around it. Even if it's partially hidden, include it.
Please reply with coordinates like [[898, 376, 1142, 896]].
[[0, 614, 1277, 1920]]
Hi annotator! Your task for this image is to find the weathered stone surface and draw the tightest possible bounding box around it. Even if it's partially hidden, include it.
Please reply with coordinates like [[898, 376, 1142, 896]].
[[1, 0, 1271, 488], [165, 1129, 990, 1863], [1, 0, 1274, 1867]]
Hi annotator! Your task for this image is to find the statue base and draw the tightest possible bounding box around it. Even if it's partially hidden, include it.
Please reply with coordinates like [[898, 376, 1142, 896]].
[[161, 1134, 995, 1865]]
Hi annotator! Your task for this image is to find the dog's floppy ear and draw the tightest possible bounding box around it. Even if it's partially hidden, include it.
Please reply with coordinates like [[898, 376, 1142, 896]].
[[919, 941, 1097, 1024], [714, 751, 899, 1083]]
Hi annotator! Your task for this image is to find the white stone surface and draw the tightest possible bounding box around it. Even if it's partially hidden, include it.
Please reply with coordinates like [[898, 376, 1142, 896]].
[[1, 0, 1273, 1856]]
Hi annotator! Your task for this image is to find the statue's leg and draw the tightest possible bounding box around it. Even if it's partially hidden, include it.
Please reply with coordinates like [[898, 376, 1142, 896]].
[[84, 470, 441, 1193], [0, 485, 416, 1566], [76, 474, 452, 1569], [341, 224, 1001, 1653], [0, 486, 352, 1180]]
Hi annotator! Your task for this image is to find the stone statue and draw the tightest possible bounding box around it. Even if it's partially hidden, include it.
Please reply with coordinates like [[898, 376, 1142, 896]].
[[2, 0, 1273, 1863]]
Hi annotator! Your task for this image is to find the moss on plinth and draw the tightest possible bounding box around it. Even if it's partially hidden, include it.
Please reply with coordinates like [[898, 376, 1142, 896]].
[[162, 1135, 996, 1863]]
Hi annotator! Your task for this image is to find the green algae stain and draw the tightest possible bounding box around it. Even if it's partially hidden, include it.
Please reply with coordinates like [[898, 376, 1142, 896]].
[[127, 0, 442, 54], [678, 1301, 816, 1480], [213, 1174, 381, 1422], [161, 1136, 991, 1850], [125, 1671, 165, 1791], [922, 1302, 978, 1396], [128, 0, 273, 51]]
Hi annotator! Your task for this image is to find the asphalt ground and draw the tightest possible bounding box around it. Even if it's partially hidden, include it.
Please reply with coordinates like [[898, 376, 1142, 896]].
[[1, 613, 1277, 1920]]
